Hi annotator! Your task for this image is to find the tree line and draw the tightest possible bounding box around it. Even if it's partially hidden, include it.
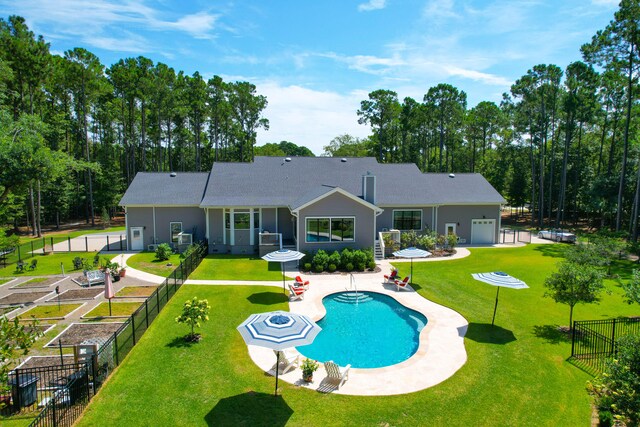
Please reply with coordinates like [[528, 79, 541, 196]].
[[0, 16, 270, 235], [335, 0, 640, 238]]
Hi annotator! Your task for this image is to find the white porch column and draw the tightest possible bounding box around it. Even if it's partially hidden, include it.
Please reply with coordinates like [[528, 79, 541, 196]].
[[152, 207, 156, 244], [249, 208, 254, 246], [230, 208, 235, 246]]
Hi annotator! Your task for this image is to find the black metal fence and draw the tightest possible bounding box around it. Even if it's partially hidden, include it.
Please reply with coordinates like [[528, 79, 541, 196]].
[[498, 229, 532, 244], [571, 317, 640, 374], [1, 234, 127, 267], [0, 242, 208, 426]]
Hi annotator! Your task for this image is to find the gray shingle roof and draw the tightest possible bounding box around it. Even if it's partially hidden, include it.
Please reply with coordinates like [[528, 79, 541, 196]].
[[199, 157, 505, 207], [119, 172, 210, 206]]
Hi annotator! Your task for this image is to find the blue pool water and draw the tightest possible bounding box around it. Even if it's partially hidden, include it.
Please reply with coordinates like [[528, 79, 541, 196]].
[[297, 291, 427, 368], [306, 233, 329, 242]]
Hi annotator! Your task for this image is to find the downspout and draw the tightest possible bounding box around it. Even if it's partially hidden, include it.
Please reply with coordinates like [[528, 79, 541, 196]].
[[152, 207, 156, 244], [497, 204, 502, 244], [205, 207, 210, 245], [291, 210, 299, 251], [125, 206, 129, 251]]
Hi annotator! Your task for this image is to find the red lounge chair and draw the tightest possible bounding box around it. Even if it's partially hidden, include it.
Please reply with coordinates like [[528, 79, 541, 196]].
[[394, 276, 412, 291], [384, 270, 399, 284], [295, 276, 310, 290], [288, 284, 305, 301]]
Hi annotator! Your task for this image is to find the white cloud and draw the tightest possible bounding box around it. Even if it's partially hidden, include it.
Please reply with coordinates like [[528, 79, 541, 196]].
[[442, 66, 513, 86], [254, 82, 370, 155], [358, 0, 387, 12], [170, 12, 219, 40], [422, 0, 459, 20]]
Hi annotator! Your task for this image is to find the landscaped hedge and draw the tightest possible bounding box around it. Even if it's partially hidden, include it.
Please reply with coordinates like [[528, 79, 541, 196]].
[[301, 247, 376, 273]]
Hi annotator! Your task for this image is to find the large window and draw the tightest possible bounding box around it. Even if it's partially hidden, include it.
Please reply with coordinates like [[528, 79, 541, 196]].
[[393, 210, 422, 231], [306, 217, 355, 243], [170, 222, 183, 244], [234, 212, 250, 230]]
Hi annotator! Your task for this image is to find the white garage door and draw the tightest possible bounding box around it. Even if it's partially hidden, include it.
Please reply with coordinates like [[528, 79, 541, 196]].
[[471, 219, 495, 244]]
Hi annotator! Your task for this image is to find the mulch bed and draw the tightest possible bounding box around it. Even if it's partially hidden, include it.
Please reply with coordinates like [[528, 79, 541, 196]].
[[47, 288, 102, 302], [16, 355, 75, 369], [0, 291, 51, 306], [47, 322, 123, 347], [13, 277, 62, 288]]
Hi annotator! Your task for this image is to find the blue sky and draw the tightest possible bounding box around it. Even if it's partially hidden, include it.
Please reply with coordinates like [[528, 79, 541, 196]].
[[0, 0, 620, 155]]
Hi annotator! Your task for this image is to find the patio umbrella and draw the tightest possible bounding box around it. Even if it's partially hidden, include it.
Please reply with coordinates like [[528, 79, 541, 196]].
[[104, 268, 115, 316], [471, 271, 529, 326], [237, 310, 322, 396], [262, 249, 305, 292], [392, 247, 431, 284]]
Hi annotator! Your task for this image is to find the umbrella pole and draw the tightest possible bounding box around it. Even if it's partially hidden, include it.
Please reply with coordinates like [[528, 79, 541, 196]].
[[282, 263, 286, 293], [491, 287, 500, 326], [410, 259, 413, 284], [274, 351, 280, 396], [109, 299, 112, 316]]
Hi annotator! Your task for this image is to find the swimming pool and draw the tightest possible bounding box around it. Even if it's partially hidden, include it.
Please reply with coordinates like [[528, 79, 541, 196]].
[[297, 291, 427, 368]]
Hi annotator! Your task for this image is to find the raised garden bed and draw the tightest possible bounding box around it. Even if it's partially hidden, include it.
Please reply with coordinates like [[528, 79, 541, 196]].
[[83, 302, 141, 318], [18, 303, 82, 319], [48, 288, 103, 301], [0, 305, 19, 315], [115, 286, 157, 298], [12, 277, 62, 288], [15, 355, 75, 369], [0, 291, 52, 305], [46, 322, 123, 347]]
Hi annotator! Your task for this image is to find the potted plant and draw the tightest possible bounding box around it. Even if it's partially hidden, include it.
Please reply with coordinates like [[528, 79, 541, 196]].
[[119, 267, 127, 277], [301, 358, 319, 382]]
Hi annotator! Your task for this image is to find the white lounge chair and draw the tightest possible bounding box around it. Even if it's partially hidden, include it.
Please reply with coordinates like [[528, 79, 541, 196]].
[[395, 276, 412, 291], [288, 283, 305, 301], [324, 360, 350, 388], [273, 349, 299, 373]]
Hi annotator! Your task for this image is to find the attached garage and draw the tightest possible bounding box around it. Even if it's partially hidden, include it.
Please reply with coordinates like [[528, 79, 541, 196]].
[[471, 219, 496, 244]]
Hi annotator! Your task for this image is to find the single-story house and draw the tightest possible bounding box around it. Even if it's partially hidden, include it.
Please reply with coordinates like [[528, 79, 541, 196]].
[[119, 156, 506, 255]]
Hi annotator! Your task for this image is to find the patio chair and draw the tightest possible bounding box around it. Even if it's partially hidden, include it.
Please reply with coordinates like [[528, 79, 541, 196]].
[[323, 361, 350, 389], [288, 283, 305, 301], [294, 276, 310, 290], [394, 276, 412, 291], [15, 260, 25, 273], [28, 259, 37, 270], [383, 269, 399, 284], [273, 349, 300, 374]]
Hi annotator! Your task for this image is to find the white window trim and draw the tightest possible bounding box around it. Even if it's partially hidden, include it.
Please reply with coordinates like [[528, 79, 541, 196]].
[[445, 223, 457, 236], [305, 216, 356, 244], [169, 222, 182, 244], [392, 209, 423, 231]]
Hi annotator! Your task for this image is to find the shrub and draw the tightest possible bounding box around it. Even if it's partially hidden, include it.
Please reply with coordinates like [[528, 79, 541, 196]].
[[382, 233, 400, 252], [401, 230, 419, 248], [367, 261, 377, 270], [180, 243, 202, 260], [313, 250, 329, 271], [303, 263, 312, 272], [352, 249, 367, 268], [418, 232, 437, 250], [314, 264, 324, 273], [155, 243, 172, 261], [446, 233, 458, 251], [345, 262, 354, 272], [340, 248, 353, 269], [328, 264, 337, 272], [328, 251, 341, 269], [356, 262, 366, 271], [100, 207, 111, 228], [436, 234, 447, 249]]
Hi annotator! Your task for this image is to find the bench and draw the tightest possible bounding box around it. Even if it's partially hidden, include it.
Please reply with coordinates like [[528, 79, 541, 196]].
[[81, 270, 105, 287]]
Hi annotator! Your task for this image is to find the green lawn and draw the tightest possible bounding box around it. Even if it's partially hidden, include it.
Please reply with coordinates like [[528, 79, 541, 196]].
[[189, 254, 292, 281], [84, 302, 141, 318], [76, 244, 640, 426], [126, 252, 184, 276], [0, 252, 97, 277], [18, 303, 82, 319]]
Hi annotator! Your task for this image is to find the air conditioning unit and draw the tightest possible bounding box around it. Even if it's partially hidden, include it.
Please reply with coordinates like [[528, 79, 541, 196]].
[[147, 244, 158, 251], [457, 238, 466, 244]]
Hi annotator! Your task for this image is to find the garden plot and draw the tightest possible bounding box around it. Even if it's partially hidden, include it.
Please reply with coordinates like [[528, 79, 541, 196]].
[[0, 291, 52, 306], [16, 355, 75, 369], [11, 277, 64, 289], [46, 322, 123, 347], [115, 286, 157, 298], [47, 288, 103, 302]]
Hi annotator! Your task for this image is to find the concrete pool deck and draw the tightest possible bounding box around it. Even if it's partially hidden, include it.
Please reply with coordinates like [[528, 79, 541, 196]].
[[245, 257, 469, 396]]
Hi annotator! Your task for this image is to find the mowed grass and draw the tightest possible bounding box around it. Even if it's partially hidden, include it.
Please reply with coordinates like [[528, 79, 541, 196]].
[[84, 302, 142, 318], [0, 252, 97, 277], [189, 254, 292, 281], [126, 252, 183, 277], [115, 286, 157, 298], [18, 303, 82, 319], [78, 244, 640, 426]]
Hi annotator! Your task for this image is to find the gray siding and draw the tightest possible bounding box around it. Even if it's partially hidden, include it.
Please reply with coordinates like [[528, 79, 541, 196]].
[[261, 208, 277, 232], [299, 192, 375, 252], [207, 208, 227, 253], [278, 208, 294, 241], [377, 207, 434, 232], [436, 205, 501, 243], [127, 206, 205, 249]]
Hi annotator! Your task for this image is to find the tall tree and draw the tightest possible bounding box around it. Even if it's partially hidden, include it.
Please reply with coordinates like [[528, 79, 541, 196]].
[[357, 89, 400, 163]]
